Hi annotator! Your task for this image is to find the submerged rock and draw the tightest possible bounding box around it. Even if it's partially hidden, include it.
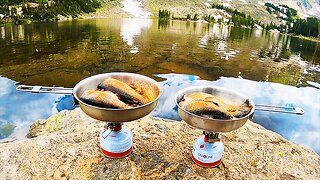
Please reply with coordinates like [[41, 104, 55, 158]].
[[0, 108, 319, 179], [0, 123, 16, 139]]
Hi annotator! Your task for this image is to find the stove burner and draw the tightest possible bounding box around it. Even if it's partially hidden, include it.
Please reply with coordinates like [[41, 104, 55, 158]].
[[99, 122, 133, 158], [192, 132, 224, 167]]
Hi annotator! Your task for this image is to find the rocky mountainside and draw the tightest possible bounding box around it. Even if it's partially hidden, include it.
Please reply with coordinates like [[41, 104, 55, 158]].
[[212, 0, 320, 19], [1, 0, 318, 27], [262, 0, 320, 18], [139, 0, 319, 26], [282, 0, 320, 17], [0, 108, 319, 179]]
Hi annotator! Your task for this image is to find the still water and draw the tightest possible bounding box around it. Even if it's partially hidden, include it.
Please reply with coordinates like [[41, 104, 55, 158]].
[[0, 19, 319, 153]]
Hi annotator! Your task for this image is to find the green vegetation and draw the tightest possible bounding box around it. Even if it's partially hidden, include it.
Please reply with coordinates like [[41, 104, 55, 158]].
[[230, 12, 255, 27], [1, 0, 318, 39], [0, 0, 34, 6], [290, 17, 319, 38], [146, 0, 206, 19], [0, 0, 102, 23], [158, 9, 171, 19], [186, 14, 191, 20], [265, 2, 297, 22], [158, 9, 171, 30], [211, 3, 260, 28], [264, 2, 319, 38], [204, 14, 215, 23], [186, 13, 199, 21], [209, 2, 319, 38]]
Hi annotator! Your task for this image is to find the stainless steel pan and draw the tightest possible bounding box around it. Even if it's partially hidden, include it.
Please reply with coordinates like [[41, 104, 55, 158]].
[[174, 86, 304, 132], [16, 72, 161, 122]]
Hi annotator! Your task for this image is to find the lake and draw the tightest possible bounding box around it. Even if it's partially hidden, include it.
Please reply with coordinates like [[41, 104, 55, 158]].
[[0, 18, 319, 153]]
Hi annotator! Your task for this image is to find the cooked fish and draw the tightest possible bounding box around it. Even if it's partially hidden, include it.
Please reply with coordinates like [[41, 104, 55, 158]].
[[179, 97, 231, 119], [129, 83, 143, 95], [179, 92, 252, 119], [185, 92, 229, 110], [98, 78, 147, 106], [80, 90, 131, 109], [227, 99, 252, 118]]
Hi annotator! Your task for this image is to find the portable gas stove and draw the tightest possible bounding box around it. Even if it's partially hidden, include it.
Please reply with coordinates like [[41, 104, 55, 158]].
[[16, 72, 161, 159], [192, 132, 223, 167], [175, 86, 304, 168], [100, 123, 133, 158]]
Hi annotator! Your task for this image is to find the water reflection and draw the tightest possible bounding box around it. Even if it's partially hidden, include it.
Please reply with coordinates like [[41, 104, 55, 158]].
[[17, 25, 24, 41], [152, 74, 320, 154], [0, 74, 319, 154], [0, 18, 319, 151], [1, 26, 5, 40], [254, 29, 262, 38], [121, 0, 152, 18], [120, 18, 152, 53], [0, 19, 319, 87], [0, 76, 64, 140], [158, 19, 170, 30]]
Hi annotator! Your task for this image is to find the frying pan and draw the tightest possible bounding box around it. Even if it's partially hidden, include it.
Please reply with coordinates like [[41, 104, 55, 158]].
[[175, 86, 304, 132], [16, 72, 161, 122]]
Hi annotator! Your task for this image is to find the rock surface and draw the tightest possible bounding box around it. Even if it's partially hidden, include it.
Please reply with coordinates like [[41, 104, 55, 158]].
[[0, 108, 319, 179]]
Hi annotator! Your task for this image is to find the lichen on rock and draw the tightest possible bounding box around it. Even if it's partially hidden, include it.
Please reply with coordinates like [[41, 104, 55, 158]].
[[0, 108, 319, 179]]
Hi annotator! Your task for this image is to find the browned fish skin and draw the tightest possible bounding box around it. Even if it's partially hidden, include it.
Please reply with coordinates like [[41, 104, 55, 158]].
[[186, 92, 230, 110], [129, 83, 143, 95], [179, 92, 252, 119], [227, 104, 252, 118], [180, 98, 231, 119], [80, 90, 131, 109], [98, 78, 147, 105]]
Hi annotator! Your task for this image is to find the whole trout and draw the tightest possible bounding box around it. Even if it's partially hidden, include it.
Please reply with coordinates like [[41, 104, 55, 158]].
[[98, 78, 147, 106], [80, 90, 131, 109], [179, 92, 252, 119]]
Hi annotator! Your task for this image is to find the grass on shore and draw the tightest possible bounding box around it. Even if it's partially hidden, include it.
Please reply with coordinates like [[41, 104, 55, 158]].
[[292, 35, 320, 43]]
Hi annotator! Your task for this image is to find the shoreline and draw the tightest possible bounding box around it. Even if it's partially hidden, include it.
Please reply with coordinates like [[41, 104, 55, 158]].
[[2, 13, 319, 43], [0, 108, 319, 179], [1, 107, 320, 155]]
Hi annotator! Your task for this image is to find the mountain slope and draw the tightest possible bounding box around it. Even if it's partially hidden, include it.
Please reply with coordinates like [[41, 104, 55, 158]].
[[208, 0, 319, 24], [269, 0, 320, 18]]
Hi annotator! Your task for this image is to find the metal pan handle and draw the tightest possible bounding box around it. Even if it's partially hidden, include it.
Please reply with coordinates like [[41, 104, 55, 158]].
[[255, 104, 304, 115], [16, 85, 73, 94]]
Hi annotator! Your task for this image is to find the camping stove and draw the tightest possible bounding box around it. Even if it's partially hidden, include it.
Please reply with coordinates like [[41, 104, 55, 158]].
[[192, 132, 224, 167], [100, 122, 133, 158], [15, 73, 162, 159]]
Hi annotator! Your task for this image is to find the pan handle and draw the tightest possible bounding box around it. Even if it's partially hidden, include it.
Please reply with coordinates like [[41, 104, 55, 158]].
[[255, 104, 304, 115], [16, 85, 73, 94]]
